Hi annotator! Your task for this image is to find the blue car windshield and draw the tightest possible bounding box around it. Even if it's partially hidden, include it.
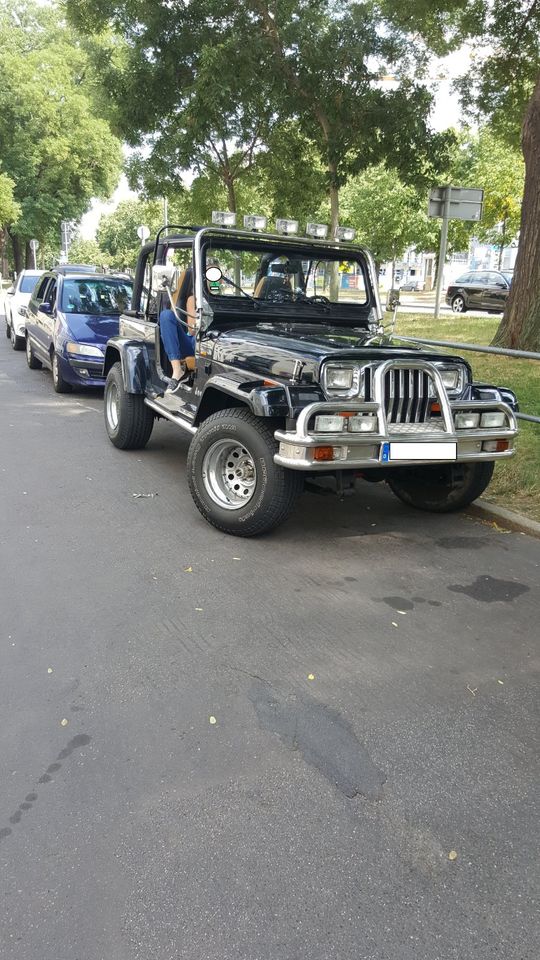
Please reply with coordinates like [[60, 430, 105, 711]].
[[62, 278, 133, 315]]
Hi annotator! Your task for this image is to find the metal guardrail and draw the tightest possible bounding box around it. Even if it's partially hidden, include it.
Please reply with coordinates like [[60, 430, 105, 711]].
[[394, 334, 540, 425]]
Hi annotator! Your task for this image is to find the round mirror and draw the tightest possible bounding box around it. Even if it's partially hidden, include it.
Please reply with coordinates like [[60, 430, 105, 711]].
[[205, 266, 222, 283]]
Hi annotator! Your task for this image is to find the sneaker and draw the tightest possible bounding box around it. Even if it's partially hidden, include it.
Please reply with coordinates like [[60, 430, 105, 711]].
[[165, 369, 192, 394]]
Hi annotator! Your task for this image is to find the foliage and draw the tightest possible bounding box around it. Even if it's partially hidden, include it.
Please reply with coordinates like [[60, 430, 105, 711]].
[[97, 198, 171, 269], [0, 1, 123, 266], [68, 237, 110, 269], [0, 170, 20, 226]]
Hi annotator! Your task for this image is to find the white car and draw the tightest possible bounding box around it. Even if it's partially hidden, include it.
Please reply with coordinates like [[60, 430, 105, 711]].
[[4, 270, 44, 350]]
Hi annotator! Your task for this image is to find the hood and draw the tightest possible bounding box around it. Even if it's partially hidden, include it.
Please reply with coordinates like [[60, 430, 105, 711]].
[[211, 323, 468, 382], [63, 312, 120, 345]]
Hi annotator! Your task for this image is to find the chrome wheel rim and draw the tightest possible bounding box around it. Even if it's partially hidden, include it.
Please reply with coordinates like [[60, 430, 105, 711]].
[[52, 354, 59, 385], [201, 439, 257, 510], [26, 337, 32, 362], [452, 297, 464, 313], [106, 381, 119, 430]]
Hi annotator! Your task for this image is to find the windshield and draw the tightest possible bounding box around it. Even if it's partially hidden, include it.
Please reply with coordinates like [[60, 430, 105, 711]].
[[62, 278, 133, 315], [202, 239, 369, 318], [19, 274, 41, 294]]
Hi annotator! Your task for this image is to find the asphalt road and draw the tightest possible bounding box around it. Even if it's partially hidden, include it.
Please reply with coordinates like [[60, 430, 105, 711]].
[[1, 323, 538, 960]]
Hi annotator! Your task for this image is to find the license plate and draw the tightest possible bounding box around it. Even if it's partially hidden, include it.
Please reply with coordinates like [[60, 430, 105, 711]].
[[381, 442, 457, 462]]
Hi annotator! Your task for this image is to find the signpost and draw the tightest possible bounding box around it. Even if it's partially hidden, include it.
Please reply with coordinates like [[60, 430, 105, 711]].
[[29, 239, 39, 270], [428, 186, 484, 318], [60, 220, 77, 261]]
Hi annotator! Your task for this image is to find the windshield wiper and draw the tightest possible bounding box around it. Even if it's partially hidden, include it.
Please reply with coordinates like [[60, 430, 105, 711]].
[[221, 275, 259, 307]]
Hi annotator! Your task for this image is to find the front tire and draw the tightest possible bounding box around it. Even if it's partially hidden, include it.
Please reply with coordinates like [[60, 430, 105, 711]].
[[451, 294, 467, 313], [187, 408, 303, 536], [52, 352, 72, 392], [10, 322, 24, 350], [5, 318, 11, 338], [26, 334, 42, 370], [387, 461, 495, 513], [104, 362, 154, 449]]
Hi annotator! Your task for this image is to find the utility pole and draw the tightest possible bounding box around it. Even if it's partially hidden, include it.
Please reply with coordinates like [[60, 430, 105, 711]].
[[163, 197, 168, 227]]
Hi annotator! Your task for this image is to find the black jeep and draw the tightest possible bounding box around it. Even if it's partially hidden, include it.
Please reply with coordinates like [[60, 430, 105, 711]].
[[102, 223, 518, 536]]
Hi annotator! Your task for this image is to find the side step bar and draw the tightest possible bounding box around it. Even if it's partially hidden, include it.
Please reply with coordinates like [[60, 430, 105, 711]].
[[144, 398, 197, 435]]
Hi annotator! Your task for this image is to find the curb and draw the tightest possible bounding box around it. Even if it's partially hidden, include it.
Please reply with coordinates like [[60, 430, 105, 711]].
[[467, 500, 540, 539]]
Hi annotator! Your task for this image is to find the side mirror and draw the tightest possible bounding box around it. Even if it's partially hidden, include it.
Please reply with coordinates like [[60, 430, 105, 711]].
[[152, 263, 178, 293], [39, 302, 52, 314]]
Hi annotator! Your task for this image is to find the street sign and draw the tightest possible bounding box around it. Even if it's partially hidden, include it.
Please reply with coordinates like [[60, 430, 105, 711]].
[[137, 225, 150, 241], [29, 239, 39, 252], [428, 186, 484, 222]]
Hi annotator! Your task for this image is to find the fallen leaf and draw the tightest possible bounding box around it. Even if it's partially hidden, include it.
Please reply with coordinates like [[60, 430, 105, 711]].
[[232, 557, 241, 561], [209, 716, 217, 725], [307, 673, 315, 681], [195, 607, 203, 612], [60, 718, 69, 727], [47, 668, 53, 674], [448, 850, 458, 861], [397, 610, 407, 615], [184, 566, 193, 573], [391, 621, 398, 627], [497, 680, 504, 685]]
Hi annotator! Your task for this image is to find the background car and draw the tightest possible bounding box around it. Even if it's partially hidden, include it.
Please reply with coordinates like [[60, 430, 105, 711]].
[[399, 279, 421, 291], [445, 270, 512, 314], [4, 269, 44, 350], [25, 268, 133, 392]]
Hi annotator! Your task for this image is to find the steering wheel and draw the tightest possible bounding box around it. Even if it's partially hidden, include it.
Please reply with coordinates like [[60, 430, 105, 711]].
[[307, 295, 331, 304]]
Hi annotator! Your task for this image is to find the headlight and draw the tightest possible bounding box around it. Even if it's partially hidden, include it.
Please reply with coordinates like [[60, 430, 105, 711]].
[[455, 412, 480, 429], [323, 364, 360, 397], [440, 368, 460, 390], [66, 341, 104, 358], [480, 411, 506, 428]]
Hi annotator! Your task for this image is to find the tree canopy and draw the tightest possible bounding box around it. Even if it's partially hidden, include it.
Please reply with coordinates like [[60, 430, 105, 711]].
[[0, 1, 123, 270]]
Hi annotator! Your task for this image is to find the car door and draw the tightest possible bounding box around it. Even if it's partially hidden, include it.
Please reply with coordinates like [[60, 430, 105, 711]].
[[36, 277, 58, 362], [483, 272, 509, 312], [26, 275, 51, 354], [465, 273, 488, 309]]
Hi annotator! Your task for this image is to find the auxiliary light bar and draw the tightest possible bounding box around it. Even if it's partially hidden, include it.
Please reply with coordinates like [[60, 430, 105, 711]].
[[275, 218, 299, 235], [306, 222, 329, 239], [335, 225, 356, 241], [243, 214, 267, 231], [212, 210, 236, 227]]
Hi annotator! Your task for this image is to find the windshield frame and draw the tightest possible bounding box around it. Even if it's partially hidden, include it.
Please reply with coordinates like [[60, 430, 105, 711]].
[[193, 227, 381, 328]]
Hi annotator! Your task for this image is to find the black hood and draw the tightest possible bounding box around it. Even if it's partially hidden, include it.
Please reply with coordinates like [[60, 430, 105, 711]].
[[211, 323, 468, 383]]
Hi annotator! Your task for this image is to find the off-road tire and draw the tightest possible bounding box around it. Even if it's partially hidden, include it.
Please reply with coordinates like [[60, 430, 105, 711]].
[[10, 322, 24, 350], [187, 408, 303, 536], [52, 352, 72, 393], [26, 335, 42, 370], [104, 361, 154, 449], [387, 461, 495, 513], [451, 294, 467, 313]]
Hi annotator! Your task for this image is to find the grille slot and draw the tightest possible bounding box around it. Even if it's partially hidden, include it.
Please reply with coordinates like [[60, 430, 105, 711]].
[[370, 368, 434, 424]]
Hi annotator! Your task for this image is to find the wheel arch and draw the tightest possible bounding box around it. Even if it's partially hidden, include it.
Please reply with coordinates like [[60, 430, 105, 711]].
[[104, 338, 148, 394]]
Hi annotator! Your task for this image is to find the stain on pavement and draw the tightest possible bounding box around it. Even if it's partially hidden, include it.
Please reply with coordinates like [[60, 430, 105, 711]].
[[249, 681, 385, 800], [448, 575, 529, 603]]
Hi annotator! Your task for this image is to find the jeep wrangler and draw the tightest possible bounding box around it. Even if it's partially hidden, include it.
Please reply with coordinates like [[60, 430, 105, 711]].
[[102, 219, 518, 536]]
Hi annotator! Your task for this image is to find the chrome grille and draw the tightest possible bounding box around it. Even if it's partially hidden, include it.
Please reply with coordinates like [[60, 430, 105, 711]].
[[364, 367, 434, 424]]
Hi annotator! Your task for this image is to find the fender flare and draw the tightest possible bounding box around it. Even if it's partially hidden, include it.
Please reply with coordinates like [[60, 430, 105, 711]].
[[103, 338, 149, 394]]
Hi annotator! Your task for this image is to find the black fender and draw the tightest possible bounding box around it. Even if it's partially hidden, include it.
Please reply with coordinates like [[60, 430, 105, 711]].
[[103, 337, 149, 394], [195, 374, 326, 424], [467, 382, 519, 412]]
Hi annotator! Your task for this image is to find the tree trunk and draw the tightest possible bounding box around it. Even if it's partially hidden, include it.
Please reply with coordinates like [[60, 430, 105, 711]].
[[493, 71, 540, 351], [328, 172, 340, 300], [9, 232, 24, 274]]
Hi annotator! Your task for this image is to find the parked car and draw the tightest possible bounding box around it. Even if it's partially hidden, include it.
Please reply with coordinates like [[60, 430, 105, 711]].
[[399, 280, 421, 291], [4, 270, 44, 350], [25, 268, 133, 392], [446, 270, 512, 314], [101, 221, 518, 537]]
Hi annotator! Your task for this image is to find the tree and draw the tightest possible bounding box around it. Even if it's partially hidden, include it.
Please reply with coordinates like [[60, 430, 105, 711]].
[[0, 1, 123, 271], [66, 0, 454, 236], [68, 237, 111, 270], [97, 199, 170, 270], [0, 169, 20, 276], [381, 0, 540, 349]]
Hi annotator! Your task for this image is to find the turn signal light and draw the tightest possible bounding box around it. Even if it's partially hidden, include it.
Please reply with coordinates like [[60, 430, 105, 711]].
[[483, 439, 510, 453], [312, 446, 335, 462]]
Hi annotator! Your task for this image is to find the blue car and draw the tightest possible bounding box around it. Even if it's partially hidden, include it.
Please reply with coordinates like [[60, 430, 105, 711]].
[[25, 267, 133, 392]]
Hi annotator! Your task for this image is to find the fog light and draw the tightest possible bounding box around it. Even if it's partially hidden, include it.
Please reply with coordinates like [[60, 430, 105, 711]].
[[480, 411, 506, 428], [314, 415, 346, 432], [306, 222, 329, 239], [243, 214, 267, 231], [275, 218, 299, 235], [78, 368, 89, 377], [483, 439, 510, 452], [455, 412, 480, 429], [212, 210, 236, 226], [349, 415, 377, 432], [335, 226, 356, 241]]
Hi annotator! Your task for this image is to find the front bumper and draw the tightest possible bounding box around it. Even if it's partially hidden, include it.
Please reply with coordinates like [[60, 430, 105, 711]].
[[63, 354, 105, 386], [274, 399, 517, 471]]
